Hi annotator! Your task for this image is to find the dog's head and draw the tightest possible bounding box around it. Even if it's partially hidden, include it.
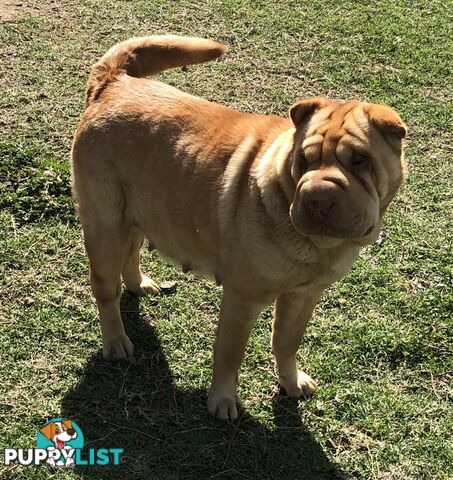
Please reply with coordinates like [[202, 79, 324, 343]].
[[288, 97, 406, 246], [39, 419, 77, 447]]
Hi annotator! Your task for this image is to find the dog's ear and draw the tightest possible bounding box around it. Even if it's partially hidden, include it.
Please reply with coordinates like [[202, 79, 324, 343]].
[[39, 422, 56, 440], [289, 97, 328, 127], [62, 419, 73, 430], [364, 104, 407, 139]]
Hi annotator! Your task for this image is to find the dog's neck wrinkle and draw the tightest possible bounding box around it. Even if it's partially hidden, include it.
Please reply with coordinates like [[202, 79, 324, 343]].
[[254, 128, 297, 222]]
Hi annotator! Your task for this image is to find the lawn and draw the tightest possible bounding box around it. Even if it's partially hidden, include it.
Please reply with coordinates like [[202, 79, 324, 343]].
[[0, 1, 451, 479]]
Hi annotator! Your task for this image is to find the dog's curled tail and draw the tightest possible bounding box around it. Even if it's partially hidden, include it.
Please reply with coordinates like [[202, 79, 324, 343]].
[[86, 35, 228, 106]]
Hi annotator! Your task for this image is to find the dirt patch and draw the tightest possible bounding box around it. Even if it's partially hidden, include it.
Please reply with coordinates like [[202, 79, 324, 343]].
[[0, 0, 36, 21]]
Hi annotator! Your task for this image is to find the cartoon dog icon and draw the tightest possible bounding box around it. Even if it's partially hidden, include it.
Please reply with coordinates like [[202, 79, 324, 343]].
[[39, 419, 78, 467]]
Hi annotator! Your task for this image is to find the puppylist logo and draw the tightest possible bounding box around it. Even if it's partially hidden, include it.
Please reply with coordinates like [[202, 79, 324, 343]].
[[4, 418, 123, 467]]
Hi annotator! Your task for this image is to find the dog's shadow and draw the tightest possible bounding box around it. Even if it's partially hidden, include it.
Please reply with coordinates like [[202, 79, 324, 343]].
[[61, 291, 345, 479]]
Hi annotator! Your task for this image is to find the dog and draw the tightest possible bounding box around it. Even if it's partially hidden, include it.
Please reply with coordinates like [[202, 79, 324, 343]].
[[39, 419, 77, 466], [71, 35, 406, 421]]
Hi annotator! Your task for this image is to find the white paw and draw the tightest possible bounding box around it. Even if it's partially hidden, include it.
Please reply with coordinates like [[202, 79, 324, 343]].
[[279, 370, 317, 398], [102, 333, 134, 360], [207, 390, 242, 421]]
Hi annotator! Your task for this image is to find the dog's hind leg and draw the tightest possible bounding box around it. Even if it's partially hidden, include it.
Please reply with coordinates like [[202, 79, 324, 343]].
[[121, 226, 160, 296], [81, 211, 135, 360]]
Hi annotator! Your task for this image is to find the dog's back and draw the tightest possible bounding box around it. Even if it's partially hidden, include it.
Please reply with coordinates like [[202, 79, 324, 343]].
[[71, 36, 290, 282]]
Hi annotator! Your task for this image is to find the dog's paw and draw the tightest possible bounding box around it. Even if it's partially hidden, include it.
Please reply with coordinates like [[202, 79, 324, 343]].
[[279, 370, 317, 398], [129, 274, 160, 297], [102, 333, 134, 360], [207, 391, 242, 422]]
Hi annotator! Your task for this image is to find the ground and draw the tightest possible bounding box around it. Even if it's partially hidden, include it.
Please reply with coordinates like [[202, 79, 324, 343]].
[[0, 1, 452, 479]]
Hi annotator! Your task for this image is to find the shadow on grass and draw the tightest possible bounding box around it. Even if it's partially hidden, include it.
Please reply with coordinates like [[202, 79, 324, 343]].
[[62, 291, 345, 480]]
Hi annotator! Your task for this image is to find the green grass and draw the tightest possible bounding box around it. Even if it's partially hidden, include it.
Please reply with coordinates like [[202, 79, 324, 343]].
[[0, 1, 452, 479]]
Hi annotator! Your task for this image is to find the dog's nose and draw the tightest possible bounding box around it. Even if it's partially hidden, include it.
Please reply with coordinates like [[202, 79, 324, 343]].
[[301, 181, 339, 220], [67, 429, 75, 436], [304, 197, 335, 219]]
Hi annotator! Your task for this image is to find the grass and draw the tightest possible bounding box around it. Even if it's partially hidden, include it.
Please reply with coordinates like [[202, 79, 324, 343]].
[[0, 0, 452, 479]]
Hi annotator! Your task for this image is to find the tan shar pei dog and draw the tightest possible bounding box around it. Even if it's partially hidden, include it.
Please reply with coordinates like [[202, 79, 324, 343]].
[[71, 36, 407, 420]]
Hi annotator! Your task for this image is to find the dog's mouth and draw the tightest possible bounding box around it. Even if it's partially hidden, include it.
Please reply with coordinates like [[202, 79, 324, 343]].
[[363, 225, 374, 236], [290, 215, 374, 240], [289, 204, 373, 241], [56, 439, 65, 449]]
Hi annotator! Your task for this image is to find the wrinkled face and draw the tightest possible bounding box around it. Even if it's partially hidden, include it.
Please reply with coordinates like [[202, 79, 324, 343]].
[[288, 98, 407, 244]]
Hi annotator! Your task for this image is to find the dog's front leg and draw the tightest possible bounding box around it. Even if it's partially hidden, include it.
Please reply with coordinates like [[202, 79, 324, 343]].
[[271, 289, 323, 398], [207, 288, 264, 421]]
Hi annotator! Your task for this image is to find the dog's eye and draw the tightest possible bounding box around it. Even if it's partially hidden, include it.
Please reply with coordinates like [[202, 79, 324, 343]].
[[299, 152, 308, 172], [352, 153, 370, 167]]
